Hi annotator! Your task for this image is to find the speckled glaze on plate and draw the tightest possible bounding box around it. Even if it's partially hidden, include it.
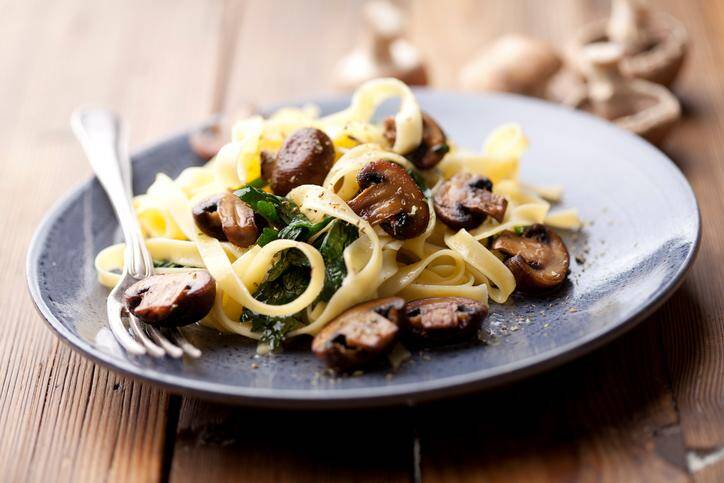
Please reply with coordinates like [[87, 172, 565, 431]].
[[26, 91, 700, 408]]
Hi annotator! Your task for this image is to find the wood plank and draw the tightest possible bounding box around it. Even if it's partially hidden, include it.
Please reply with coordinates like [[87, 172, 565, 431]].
[[654, 0, 724, 478], [171, 399, 413, 483], [0, 0, 221, 480], [418, 317, 690, 483]]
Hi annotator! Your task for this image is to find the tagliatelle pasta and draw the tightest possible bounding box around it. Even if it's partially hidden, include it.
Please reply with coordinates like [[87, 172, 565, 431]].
[[96, 77, 581, 352]]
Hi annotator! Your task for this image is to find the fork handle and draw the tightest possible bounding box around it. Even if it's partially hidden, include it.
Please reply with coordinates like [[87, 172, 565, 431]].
[[71, 108, 153, 278]]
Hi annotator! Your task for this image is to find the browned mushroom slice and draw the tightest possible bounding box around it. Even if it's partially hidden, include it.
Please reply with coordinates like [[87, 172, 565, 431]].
[[124, 271, 216, 327], [383, 112, 448, 169], [403, 297, 488, 344], [192, 194, 227, 240], [347, 160, 430, 239], [264, 127, 335, 196], [312, 297, 405, 370], [491, 224, 570, 293], [433, 172, 508, 230], [218, 194, 258, 248]]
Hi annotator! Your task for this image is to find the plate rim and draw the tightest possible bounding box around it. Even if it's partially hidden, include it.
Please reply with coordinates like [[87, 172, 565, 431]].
[[26, 91, 702, 408]]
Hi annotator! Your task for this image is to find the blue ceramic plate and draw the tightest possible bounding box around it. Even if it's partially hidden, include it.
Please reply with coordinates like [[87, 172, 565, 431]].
[[27, 91, 700, 408]]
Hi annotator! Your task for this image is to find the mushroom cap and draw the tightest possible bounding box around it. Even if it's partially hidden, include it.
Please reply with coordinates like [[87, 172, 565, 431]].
[[348, 160, 430, 239], [491, 224, 570, 293], [267, 127, 335, 196], [566, 11, 688, 86], [460, 34, 562, 97], [383, 112, 449, 169], [311, 297, 405, 370], [124, 271, 217, 327], [433, 172, 508, 230]]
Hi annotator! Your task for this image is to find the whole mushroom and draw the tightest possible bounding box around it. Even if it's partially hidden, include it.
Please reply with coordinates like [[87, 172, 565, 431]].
[[566, 0, 687, 86], [491, 224, 570, 293], [262, 127, 335, 196], [433, 172, 508, 230], [334, 0, 428, 90], [460, 34, 563, 98], [347, 160, 430, 239], [312, 297, 405, 370], [573, 42, 680, 145]]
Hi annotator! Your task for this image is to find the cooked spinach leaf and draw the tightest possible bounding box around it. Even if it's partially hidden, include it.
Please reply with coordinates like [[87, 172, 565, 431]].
[[316, 220, 359, 302], [235, 186, 332, 243]]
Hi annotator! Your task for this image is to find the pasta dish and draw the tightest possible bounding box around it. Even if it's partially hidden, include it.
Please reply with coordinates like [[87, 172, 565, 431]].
[[95, 78, 580, 370]]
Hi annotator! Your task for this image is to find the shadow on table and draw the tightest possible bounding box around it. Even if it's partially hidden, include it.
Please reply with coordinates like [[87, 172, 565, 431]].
[[171, 286, 705, 482]]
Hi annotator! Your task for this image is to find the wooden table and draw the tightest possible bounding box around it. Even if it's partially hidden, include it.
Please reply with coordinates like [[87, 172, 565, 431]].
[[2, 0, 722, 481]]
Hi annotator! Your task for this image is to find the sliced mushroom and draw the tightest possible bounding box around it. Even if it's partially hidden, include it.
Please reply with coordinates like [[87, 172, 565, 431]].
[[263, 127, 335, 196], [566, 0, 687, 86], [312, 297, 405, 370], [347, 160, 430, 239], [433, 172, 508, 230], [334, 0, 428, 90], [192, 193, 226, 240], [574, 42, 680, 145], [491, 224, 570, 293], [192, 193, 258, 247], [403, 297, 488, 344], [218, 193, 258, 247], [459, 34, 563, 98], [383, 112, 448, 169], [124, 271, 216, 327]]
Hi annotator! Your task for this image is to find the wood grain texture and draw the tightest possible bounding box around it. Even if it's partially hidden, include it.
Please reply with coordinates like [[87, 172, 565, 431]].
[[1, 0, 722, 482], [0, 0, 220, 481]]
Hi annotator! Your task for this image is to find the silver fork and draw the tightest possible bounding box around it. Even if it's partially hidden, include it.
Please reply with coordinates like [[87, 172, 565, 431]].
[[71, 108, 201, 358]]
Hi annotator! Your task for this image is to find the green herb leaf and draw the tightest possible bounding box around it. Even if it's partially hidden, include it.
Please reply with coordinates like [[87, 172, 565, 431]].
[[315, 220, 359, 302], [245, 177, 267, 189], [514, 225, 525, 235], [256, 227, 279, 246]]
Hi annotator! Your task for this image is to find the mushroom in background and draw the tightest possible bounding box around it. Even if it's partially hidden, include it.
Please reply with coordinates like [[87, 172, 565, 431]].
[[334, 0, 428, 90], [189, 104, 256, 161], [573, 42, 680, 145], [459, 34, 563, 98], [567, 0, 687, 86]]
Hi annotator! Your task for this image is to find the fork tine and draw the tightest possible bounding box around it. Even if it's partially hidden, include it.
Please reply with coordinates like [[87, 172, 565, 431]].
[[146, 327, 183, 358], [107, 298, 146, 355], [168, 329, 202, 359], [128, 315, 165, 358]]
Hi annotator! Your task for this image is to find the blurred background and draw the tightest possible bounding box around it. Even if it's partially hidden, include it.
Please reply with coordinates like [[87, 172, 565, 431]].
[[2, 1, 723, 481]]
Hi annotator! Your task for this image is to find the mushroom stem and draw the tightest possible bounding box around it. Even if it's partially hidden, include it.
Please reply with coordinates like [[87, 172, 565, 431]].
[[607, 0, 651, 55], [577, 42, 680, 144], [333, 0, 427, 90], [581, 43, 634, 120]]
